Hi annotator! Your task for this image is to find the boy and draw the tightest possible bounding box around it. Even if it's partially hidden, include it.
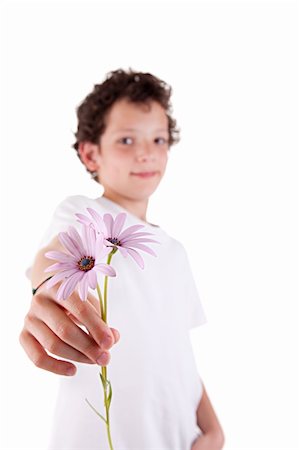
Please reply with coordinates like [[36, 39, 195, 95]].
[[20, 69, 224, 450]]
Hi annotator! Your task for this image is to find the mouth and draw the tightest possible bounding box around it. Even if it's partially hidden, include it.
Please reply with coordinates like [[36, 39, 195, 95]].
[[131, 171, 159, 178]]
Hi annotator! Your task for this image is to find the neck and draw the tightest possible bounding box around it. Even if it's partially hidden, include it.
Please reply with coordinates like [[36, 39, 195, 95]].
[[102, 191, 149, 222]]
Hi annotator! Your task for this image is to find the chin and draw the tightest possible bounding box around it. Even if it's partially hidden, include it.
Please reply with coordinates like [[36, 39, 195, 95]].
[[129, 186, 157, 200]]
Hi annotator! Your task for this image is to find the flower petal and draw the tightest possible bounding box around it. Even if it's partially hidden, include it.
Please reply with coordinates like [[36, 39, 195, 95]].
[[121, 237, 159, 245], [112, 212, 127, 237], [120, 231, 154, 239], [45, 268, 80, 290], [125, 242, 157, 257], [117, 224, 145, 241], [87, 269, 98, 289], [59, 230, 82, 260], [125, 248, 145, 269], [68, 226, 84, 251], [45, 262, 76, 273], [81, 224, 96, 256], [44, 251, 74, 263], [86, 208, 106, 234], [75, 213, 92, 227], [117, 246, 129, 257], [94, 263, 116, 277], [103, 213, 114, 236], [57, 271, 84, 300], [78, 274, 90, 301], [96, 239, 113, 260]]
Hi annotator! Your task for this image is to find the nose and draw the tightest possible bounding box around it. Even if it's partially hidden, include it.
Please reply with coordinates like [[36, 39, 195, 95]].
[[135, 141, 155, 162]]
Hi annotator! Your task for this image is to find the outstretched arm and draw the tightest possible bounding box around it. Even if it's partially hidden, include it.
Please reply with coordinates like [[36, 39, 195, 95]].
[[191, 383, 225, 450], [19, 235, 120, 376]]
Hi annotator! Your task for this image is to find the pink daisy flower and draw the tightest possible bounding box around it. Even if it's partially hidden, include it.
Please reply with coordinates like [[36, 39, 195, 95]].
[[76, 208, 159, 269], [44, 224, 116, 301]]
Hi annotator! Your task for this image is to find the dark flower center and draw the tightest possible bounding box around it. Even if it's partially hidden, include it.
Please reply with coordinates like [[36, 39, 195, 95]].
[[78, 256, 95, 271], [107, 237, 121, 246]]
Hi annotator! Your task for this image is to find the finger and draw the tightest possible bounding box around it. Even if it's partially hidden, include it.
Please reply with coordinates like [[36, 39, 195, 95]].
[[110, 327, 120, 344], [86, 292, 101, 313], [25, 315, 94, 365], [58, 291, 116, 350], [65, 295, 120, 344], [32, 295, 111, 365], [47, 284, 119, 350], [65, 311, 84, 326], [19, 329, 77, 376], [66, 292, 100, 325], [85, 294, 121, 344]]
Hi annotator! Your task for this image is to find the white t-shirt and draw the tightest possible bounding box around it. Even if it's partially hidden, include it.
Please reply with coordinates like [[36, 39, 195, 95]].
[[34, 195, 207, 450]]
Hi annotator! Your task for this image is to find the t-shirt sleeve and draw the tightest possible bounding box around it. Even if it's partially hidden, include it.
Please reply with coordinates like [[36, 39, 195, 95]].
[[180, 245, 207, 330], [26, 196, 87, 279], [37, 196, 86, 249]]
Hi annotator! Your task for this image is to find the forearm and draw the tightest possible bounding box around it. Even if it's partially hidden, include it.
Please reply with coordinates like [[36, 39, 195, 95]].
[[31, 235, 62, 287], [196, 383, 224, 445]]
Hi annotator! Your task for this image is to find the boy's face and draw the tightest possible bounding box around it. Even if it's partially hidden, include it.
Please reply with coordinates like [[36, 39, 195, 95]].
[[95, 98, 169, 203]]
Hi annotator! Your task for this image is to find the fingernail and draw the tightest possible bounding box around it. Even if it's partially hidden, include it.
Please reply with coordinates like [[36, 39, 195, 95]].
[[101, 334, 113, 349], [96, 353, 109, 366], [66, 367, 76, 376], [111, 328, 120, 342]]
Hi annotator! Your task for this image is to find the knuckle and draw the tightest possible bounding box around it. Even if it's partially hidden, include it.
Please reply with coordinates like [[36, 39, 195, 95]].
[[24, 313, 34, 328], [71, 300, 87, 318], [83, 340, 99, 358], [18, 330, 26, 346], [55, 321, 72, 340], [87, 295, 99, 311], [45, 337, 60, 354], [31, 293, 44, 308], [32, 352, 46, 369]]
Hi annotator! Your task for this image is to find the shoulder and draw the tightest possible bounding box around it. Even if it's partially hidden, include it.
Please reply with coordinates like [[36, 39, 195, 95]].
[[45, 195, 103, 232], [53, 195, 106, 216], [55, 195, 98, 209], [170, 238, 188, 260], [158, 229, 188, 260]]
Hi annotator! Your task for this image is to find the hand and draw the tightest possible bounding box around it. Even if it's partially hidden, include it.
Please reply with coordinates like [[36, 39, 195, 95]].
[[19, 282, 120, 376], [191, 431, 225, 450]]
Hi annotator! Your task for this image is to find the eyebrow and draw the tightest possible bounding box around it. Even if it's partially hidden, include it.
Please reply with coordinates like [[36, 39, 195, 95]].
[[112, 128, 168, 133]]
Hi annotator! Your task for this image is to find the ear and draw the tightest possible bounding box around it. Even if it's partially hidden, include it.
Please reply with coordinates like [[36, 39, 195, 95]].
[[78, 142, 101, 172]]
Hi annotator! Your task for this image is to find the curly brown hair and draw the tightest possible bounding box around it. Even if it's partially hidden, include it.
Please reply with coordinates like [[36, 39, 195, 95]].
[[73, 68, 180, 182]]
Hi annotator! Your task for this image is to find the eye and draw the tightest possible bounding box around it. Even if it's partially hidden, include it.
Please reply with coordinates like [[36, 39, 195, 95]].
[[154, 137, 168, 145], [119, 137, 134, 145]]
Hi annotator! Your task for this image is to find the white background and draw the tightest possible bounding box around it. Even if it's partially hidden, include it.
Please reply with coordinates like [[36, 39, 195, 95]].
[[0, 0, 298, 449]]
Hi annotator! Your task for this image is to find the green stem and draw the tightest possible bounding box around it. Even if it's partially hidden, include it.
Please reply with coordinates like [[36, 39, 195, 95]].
[[105, 386, 113, 450], [96, 249, 116, 450], [97, 284, 104, 320], [103, 250, 114, 321]]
